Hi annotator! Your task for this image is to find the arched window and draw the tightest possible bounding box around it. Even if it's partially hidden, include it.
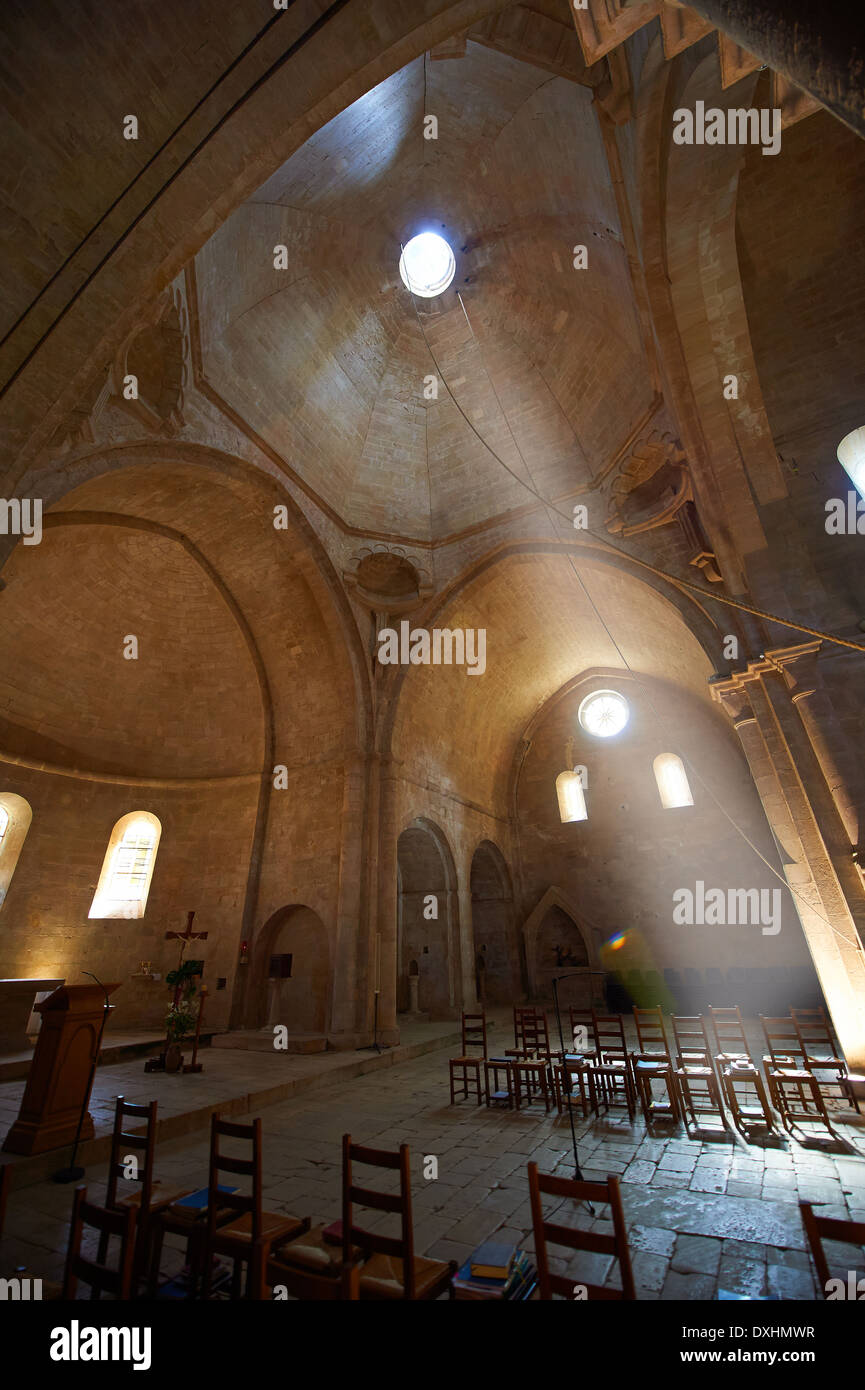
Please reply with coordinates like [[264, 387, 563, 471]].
[[89, 812, 161, 920], [0, 793, 33, 911], [556, 770, 588, 823], [653, 753, 693, 810]]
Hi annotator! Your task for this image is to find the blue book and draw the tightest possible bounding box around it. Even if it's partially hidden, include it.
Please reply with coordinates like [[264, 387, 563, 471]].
[[174, 1184, 237, 1209]]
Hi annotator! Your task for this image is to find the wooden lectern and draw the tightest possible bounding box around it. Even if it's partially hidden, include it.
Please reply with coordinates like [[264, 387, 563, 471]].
[[1, 983, 119, 1156]]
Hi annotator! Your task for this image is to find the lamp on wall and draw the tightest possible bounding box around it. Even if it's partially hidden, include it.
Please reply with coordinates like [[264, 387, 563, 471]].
[[556, 738, 588, 824]]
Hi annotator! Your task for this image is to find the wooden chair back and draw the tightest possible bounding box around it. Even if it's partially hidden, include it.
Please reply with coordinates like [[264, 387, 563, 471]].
[[205, 1113, 263, 1247], [760, 1016, 806, 1069], [105, 1095, 158, 1211], [708, 1006, 750, 1059], [521, 1009, 550, 1056], [341, 1133, 416, 1296], [791, 1009, 844, 1066], [460, 1011, 487, 1057], [671, 1015, 713, 1067], [63, 1186, 137, 1299], [568, 1008, 597, 1056], [527, 1163, 635, 1300], [633, 1006, 671, 1059], [591, 1012, 629, 1063], [800, 1201, 865, 1295]]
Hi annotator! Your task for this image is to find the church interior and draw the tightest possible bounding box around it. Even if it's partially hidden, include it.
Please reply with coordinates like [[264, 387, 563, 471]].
[[1, 0, 864, 1314]]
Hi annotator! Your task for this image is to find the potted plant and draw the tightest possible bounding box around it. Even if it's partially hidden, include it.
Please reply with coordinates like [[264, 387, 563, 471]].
[[163, 958, 204, 1072], [164, 1001, 198, 1071]]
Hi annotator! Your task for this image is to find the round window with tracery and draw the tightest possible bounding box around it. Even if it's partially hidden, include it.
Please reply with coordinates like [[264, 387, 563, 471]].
[[578, 689, 629, 739]]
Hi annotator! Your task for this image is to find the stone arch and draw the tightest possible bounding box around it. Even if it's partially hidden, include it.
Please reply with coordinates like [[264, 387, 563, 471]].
[[253, 903, 331, 1038], [396, 817, 461, 1018], [522, 885, 605, 1008], [469, 839, 519, 1005]]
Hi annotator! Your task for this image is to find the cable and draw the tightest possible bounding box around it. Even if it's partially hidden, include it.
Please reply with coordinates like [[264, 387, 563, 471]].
[[405, 284, 865, 657], [408, 282, 864, 957]]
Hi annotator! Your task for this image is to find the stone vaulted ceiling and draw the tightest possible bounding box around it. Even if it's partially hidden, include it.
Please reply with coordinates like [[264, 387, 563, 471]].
[[194, 40, 654, 542]]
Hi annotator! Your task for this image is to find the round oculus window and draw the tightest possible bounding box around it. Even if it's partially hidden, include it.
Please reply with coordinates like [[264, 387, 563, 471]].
[[578, 689, 629, 739], [398, 232, 456, 298]]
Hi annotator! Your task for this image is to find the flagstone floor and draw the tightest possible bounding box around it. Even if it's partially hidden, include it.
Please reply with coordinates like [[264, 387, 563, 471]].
[[2, 1039, 864, 1299]]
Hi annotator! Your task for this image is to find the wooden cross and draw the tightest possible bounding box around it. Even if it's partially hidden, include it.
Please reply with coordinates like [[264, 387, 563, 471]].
[[165, 910, 208, 971]]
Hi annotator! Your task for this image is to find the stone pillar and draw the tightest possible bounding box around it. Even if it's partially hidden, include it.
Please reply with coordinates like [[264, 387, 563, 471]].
[[328, 752, 371, 1045], [375, 756, 400, 1045], [780, 644, 863, 856], [713, 668, 865, 1072]]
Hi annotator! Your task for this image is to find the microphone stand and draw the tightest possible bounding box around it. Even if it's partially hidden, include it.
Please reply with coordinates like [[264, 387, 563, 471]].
[[551, 975, 593, 1212], [52, 972, 111, 1183]]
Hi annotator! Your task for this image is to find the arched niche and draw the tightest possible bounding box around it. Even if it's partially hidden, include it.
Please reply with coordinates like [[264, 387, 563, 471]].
[[522, 886, 605, 1009], [469, 840, 519, 1004], [396, 818, 460, 1018], [254, 904, 331, 1038]]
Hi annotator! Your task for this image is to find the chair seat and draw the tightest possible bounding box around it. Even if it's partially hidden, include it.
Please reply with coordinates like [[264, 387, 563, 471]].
[[118, 1184, 193, 1213], [770, 1067, 814, 1081], [677, 1065, 713, 1077], [635, 1060, 670, 1073], [213, 1210, 306, 1248], [270, 1222, 365, 1274], [358, 1253, 453, 1300], [450, 1055, 483, 1066]]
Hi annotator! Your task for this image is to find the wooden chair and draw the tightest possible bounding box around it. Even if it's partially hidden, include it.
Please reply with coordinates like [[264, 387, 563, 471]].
[[527, 1163, 635, 1300], [591, 1012, 636, 1121], [554, 1054, 598, 1119], [100, 1096, 192, 1291], [760, 1016, 836, 1138], [799, 1201, 865, 1297], [511, 1010, 555, 1112], [266, 1253, 361, 1301], [342, 1135, 455, 1300], [505, 1005, 532, 1060], [631, 1006, 680, 1126], [707, 1005, 751, 1065], [484, 1056, 515, 1108], [448, 1011, 487, 1105], [201, 1115, 309, 1299], [792, 1008, 863, 1113], [671, 1016, 727, 1132], [707, 1004, 774, 1136], [568, 1007, 596, 1058], [63, 1186, 137, 1300]]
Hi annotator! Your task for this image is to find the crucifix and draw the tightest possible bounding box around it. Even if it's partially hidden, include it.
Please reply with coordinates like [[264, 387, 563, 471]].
[[165, 911, 208, 1006]]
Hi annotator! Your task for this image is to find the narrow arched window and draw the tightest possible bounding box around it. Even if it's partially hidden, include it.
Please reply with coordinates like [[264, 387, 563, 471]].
[[556, 770, 588, 823], [89, 812, 161, 920], [0, 793, 33, 911], [653, 753, 693, 810]]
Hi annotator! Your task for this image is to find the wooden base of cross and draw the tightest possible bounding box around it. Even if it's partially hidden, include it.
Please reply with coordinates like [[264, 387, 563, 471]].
[[183, 985, 207, 1073], [144, 910, 208, 1074]]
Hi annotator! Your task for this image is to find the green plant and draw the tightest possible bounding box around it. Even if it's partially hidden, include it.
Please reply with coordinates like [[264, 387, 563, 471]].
[[165, 1002, 198, 1043]]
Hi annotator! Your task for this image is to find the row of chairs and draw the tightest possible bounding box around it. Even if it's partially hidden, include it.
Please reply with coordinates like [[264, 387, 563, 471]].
[[449, 1005, 862, 1139], [0, 1103, 456, 1301], [3, 1124, 863, 1301]]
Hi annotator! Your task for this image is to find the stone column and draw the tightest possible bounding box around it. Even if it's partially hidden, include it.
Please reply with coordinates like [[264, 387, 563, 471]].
[[328, 752, 370, 1045], [713, 669, 865, 1072], [374, 756, 400, 1045], [780, 644, 863, 856]]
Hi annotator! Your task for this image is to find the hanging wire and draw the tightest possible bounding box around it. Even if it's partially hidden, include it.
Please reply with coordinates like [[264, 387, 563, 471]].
[[405, 278, 865, 958]]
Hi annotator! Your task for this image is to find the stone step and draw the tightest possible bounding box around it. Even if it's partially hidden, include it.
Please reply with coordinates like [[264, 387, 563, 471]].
[[211, 1031, 327, 1054]]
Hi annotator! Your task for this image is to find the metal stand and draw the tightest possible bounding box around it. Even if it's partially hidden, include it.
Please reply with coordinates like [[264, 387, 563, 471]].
[[360, 990, 390, 1052], [52, 972, 110, 1184], [552, 974, 593, 1213]]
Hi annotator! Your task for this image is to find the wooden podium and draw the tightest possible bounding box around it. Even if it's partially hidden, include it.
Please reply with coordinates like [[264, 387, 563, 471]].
[[2, 983, 119, 1156]]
